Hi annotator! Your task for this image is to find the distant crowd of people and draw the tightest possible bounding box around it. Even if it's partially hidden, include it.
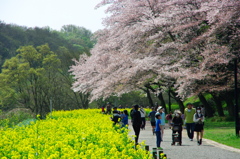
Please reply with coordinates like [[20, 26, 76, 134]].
[[101, 102, 205, 149]]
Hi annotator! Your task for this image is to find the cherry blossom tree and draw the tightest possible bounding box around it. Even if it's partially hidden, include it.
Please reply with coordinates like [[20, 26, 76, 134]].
[[70, 0, 240, 102]]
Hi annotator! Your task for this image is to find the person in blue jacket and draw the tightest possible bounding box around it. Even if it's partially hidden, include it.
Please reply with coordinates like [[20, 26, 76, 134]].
[[121, 110, 129, 128], [155, 113, 162, 149]]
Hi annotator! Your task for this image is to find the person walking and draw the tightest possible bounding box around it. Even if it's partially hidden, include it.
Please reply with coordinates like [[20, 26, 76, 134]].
[[139, 106, 146, 130], [184, 103, 196, 141], [155, 113, 162, 149], [194, 107, 205, 145], [148, 107, 157, 135], [171, 110, 183, 145], [131, 104, 142, 145], [106, 103, 112, 115], [157, 106, 165, 141]]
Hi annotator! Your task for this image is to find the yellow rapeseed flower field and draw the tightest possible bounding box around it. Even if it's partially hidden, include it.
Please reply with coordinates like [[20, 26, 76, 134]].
[[0, 109, 151, 159]]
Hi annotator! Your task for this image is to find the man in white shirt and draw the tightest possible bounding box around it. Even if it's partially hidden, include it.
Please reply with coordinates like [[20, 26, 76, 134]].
[[139, 105, 146, 130]]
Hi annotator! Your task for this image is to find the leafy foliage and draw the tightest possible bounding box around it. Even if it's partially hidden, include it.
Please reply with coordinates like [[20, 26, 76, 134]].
[[0, 22, 96, 112]]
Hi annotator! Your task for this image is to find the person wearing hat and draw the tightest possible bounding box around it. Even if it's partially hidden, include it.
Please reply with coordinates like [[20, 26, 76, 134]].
[[184, 103, 196, 141], [131, 104, 142, 145], [194, 106, 205, 145], [171, 110, 183, 145], [157, 106, 165, 141]]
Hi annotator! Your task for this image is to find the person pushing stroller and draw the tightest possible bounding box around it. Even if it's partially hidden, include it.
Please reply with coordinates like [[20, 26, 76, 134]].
[[171, 110, 183, 146]]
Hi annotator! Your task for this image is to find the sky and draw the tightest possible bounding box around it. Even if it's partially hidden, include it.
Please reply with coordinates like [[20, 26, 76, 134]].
[[0, 0, 108, 32]]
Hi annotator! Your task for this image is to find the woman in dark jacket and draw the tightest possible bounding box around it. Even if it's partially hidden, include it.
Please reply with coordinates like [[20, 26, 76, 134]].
[[172, 110, 183, 145], [131, 104, 142, 145]]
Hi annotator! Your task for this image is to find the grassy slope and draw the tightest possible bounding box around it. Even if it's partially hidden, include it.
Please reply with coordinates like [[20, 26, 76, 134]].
[[204, 122, 240, 149]]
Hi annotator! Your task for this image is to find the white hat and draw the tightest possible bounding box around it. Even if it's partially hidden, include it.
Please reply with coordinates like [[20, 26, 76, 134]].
[[157, 106, 162, 111]]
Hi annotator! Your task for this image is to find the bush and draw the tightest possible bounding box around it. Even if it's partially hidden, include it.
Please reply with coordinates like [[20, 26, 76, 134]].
[[0, 108, 34, 127], [207, 115, 235, 122], [225, 115, 235, 121]]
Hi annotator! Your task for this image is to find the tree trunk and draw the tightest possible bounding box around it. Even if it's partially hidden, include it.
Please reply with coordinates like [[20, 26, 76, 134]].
[[198, 93, 214, 117], [80, 93, 89, 109], [73, 91, 82, 109], [211, 93, 225, 116], [157, 92, 167, 113], [225, 97, 235, 117], [145, 88, 154, 107], [175, 97, 185, 115], [170, 90, 185, 114], [221, 91, 234, 117]]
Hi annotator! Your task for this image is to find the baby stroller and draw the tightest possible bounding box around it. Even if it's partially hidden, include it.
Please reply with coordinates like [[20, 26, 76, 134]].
[[171, 124, 182, 146]]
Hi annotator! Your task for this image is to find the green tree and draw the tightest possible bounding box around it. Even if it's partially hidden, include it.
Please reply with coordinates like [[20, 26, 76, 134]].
[[0, 22, 100, 111], [0, 44, 61, 117], [60, 24, 95, 53]]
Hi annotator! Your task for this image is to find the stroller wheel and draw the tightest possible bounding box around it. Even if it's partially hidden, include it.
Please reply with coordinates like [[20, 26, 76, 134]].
[[171, 142, 175, 146]]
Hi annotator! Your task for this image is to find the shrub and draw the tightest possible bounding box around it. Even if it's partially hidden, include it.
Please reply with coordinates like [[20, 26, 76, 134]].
[[0, 108, 34, 127]]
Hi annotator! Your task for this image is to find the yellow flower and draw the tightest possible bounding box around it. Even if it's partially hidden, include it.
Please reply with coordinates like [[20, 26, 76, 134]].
[[0, 109, 151, 158]]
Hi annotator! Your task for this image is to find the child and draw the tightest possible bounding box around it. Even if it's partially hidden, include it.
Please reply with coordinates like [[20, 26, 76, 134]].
[[155, 113, 162, 149], [194, 107, 205, 145]]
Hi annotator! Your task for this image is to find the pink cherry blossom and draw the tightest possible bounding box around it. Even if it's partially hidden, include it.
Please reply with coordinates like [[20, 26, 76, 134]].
[[70, 0, 240, 101]]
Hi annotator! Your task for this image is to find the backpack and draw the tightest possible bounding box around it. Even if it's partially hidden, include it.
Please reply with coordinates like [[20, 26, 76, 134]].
[[166, 114, 170, 120], [195, 113, 203, 124], [149, 111, 156, 122]]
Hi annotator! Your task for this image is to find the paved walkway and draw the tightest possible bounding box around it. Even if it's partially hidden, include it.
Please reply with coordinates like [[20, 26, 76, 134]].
[[128, 122, 240, 159]]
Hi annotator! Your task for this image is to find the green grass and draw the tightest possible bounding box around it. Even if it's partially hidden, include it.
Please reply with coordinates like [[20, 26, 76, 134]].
[[204, 121, 240, 149]]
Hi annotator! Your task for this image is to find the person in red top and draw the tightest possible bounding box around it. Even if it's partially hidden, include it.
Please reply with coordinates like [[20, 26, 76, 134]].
[[101, 106, 105, 113]]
